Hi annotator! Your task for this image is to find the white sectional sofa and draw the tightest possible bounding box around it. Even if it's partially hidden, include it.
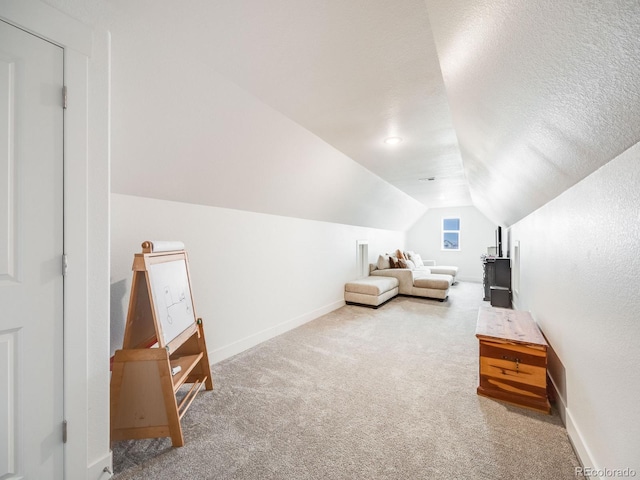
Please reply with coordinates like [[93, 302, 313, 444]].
[[344, 250, 458, 306], [370, 265, 452, 301], [369, 250, 457, 301]]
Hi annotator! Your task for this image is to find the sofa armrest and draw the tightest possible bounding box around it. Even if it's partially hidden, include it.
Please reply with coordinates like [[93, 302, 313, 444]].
[[422, 259, 436, 266], [371, 268, 414, 294]]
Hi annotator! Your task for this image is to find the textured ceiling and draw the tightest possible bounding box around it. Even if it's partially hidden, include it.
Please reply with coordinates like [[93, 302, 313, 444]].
[[196, 0, 472, 211], [109, 0, 640, 228], [195, 0, 640, 226], [426, 0, 640, 225]]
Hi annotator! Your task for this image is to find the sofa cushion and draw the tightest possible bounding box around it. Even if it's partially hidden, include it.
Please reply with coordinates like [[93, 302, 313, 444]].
[[413, 274, 452, 290], [345, 276, 400, 296], [376, 254, 391, 270], [429, 265, 458, 278]]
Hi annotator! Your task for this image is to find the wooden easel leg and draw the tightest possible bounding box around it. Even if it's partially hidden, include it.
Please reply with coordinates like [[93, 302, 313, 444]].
[[157, 355, 185, 447], [170, 429, 185, 447], [197, 323, 214, 391]]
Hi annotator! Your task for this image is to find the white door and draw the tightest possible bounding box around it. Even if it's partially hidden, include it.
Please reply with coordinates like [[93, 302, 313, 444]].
[[0, 20, 64, 480]]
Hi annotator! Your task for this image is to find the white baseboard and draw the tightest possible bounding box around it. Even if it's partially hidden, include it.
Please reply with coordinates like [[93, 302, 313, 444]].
[[88, 451, 113, 479], [565, 407, 599, 479], [208, 299, 345, 364], [548, 371, 597, 478]]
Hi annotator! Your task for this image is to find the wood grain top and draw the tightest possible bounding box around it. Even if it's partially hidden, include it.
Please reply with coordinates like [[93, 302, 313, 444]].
[[476, 306, 547, 347]]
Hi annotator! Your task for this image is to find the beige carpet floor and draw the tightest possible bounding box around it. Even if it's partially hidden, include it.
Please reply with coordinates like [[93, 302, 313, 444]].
[[112, 282, 584, 479]]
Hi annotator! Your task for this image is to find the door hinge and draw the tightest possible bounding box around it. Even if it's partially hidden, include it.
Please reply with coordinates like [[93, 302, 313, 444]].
[[62, 86, 68, 109], [62, 420, 68, 443], [62, 254, 68, 276]]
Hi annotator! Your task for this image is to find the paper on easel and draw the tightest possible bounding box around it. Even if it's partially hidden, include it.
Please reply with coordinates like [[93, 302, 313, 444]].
[[143, 241, 185, 253]]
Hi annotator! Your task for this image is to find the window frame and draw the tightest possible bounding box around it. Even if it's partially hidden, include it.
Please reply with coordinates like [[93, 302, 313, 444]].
[[442, 217, 461, 251]]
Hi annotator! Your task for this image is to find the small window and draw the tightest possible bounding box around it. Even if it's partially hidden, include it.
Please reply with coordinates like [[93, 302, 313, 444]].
[[442, 218, 460, 251]]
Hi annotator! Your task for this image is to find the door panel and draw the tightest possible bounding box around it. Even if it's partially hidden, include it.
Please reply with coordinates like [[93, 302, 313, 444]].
[[0, 45, 17, 282], [0, 20, 64, 480]]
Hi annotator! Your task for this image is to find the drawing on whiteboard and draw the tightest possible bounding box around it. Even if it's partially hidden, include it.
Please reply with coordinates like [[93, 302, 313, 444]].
[[162, 285, 191, 325], [148, 258, 196, 344]]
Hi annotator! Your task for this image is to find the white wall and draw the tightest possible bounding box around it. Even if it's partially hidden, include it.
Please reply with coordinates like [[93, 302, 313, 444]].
[[509, 142, 640, 474], [406, 206, 496, 282], [111, 194, 405, 361]]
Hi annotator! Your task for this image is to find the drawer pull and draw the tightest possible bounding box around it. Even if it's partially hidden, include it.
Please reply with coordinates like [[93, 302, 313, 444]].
[[502, 355, 520, 372]]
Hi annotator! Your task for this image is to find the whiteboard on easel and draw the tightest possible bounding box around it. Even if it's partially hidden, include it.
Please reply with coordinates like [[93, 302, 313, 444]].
[[147, 257, 196, 345]]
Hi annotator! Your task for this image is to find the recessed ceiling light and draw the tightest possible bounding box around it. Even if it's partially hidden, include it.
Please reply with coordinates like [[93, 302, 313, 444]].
[[384, 136, 403, 145]]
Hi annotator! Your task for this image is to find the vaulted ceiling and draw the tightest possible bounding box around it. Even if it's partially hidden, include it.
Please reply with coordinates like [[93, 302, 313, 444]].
[[193, 0, 640, 226], [105, 0, 640, 229]]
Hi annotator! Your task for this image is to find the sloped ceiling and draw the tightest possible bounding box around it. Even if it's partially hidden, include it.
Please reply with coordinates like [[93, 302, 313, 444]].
[[107, 0, 640, 228], [191, 0, 640, 226], [197, 0, 471, 211], [107, 0, 429, 232], [426, 0, 640, 226]]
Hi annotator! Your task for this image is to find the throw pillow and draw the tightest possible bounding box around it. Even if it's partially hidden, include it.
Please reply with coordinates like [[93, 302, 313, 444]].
[[396, 249, 406, 260], [389, 256, 398, 268], [377, 254, 391, 270], [405, 259, 416, 269], [411, 253, 424, 267], [397, 258, 408, 268]]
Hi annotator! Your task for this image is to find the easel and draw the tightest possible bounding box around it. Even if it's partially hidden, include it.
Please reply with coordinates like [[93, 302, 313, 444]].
[[110, 241, 213, 447]]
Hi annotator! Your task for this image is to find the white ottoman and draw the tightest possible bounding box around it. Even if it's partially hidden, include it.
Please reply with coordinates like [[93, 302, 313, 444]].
[[344, 276, 399, 308]]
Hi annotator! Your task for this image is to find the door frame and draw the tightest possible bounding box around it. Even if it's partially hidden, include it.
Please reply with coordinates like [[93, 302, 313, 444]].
[[0, 1, 111, 478]]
